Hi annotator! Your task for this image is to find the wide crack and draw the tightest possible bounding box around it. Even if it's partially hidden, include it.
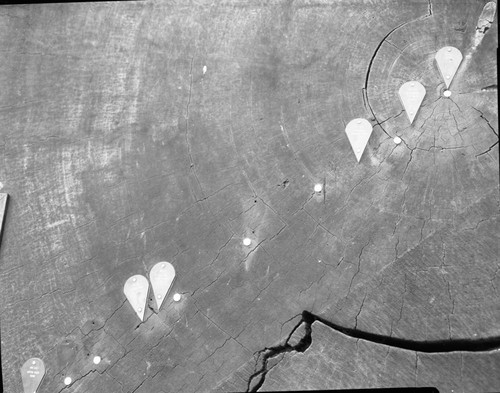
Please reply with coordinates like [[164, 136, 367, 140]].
[[246, 312, 314, 392], [247, 310, 500, 392]]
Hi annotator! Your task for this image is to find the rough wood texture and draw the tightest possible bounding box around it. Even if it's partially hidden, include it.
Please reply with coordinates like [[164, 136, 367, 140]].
[[0, 0, 498, 392], [258, 322, 500, 392]]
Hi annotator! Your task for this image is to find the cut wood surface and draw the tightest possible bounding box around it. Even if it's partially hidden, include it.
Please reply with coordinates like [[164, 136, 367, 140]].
[[0, 0, 498, 392]]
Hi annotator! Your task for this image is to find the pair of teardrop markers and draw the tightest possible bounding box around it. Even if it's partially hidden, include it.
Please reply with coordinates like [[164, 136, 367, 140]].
[[398, 47, 462, 124], [123, 262, 177, 321]]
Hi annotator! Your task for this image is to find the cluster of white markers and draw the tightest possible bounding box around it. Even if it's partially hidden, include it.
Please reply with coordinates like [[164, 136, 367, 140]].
[[240, 45, 465, 250], [17, 45, 467, 393], [345, 46, 463, 163], [20, 262, 179, 391]]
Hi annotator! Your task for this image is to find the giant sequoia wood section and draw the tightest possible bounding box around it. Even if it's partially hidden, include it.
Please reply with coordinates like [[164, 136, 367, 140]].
[[0, 1, 498, 392]]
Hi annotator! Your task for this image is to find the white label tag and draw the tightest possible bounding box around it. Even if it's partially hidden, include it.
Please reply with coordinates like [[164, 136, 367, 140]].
[[150, 262, 176, 310], [21, 358, 45, 393], [398, 81, 426, 124], [123, 275, 149, 321], [345, 119, 373, 162], [435, 46, 463, 88]]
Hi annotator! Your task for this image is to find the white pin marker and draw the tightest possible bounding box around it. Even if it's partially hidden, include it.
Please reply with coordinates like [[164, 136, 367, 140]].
[[123, 275, 149, 321], [398, 81, 426, 124], [345, 118, 373, 162], [21, 358, 45, 393], [435, 46, 463, 88], [150, 262, 176, 310]]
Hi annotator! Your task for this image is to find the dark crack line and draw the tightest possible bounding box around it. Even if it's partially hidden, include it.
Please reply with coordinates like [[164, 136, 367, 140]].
[[481, 84, 497, 92], [475, 140, 499, 158], [247, 310, 500, 391], [471, 106, 499, 137], [363, 21, 409, 91]]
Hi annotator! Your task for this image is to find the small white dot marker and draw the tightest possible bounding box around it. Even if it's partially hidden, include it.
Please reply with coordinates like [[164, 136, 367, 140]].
[[173, 293, 181, 302], [157, 294, 162, 299], [64, 377, 72, 385], [357, 120, 362, 124], [243, 237, 252, 246], [394, 136, 402, 144], [93, 356, 101, 365], [132, 277, 136, 282], [447, 48, 452, 52], [137, 307, 142, 312], [410, 83, 415, 87], [446, 75, 450, 79], [32, 360, 36, 365], [443, 90, 451, 97], [314, 184, 323, 193], [161, 263, 165, 268]]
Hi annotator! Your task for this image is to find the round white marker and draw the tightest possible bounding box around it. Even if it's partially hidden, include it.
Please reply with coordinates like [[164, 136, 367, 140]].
[[173, 293, 181, 302], [314, 184, 323, 193], [243, 237, 252, 246], [443, 90, 451, 97], [93, 356, 101, 365], [394, 136, 402, 145], [64, 377, 72, 385]]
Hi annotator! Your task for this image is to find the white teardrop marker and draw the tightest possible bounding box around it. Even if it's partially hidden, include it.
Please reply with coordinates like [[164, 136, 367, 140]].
[[123, 275, 149, 321], [21, 358, 45, 393], [345, 118, 373, 162], [150, 262, 176, 310], [398, 81, 426, 124], [435, 46, 463, 88]]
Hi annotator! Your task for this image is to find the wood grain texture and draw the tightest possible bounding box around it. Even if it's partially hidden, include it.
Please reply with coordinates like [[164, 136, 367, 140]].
[[0, 0, 497, 392], [258, 322, 500, 392]]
